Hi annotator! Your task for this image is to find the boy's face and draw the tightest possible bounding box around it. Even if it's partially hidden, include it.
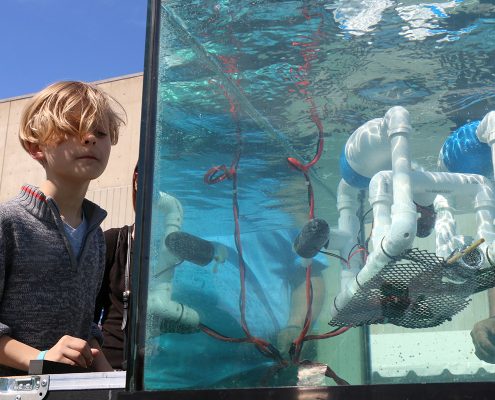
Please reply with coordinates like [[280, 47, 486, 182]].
[[35, 129, 112, 184]]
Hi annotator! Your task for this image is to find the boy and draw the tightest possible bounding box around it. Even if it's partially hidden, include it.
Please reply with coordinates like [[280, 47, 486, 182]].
[[0, 81, 125, 375]]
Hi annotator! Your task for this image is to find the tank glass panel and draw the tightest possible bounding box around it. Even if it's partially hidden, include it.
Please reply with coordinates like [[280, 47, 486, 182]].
[[140, 0, 495, 390]]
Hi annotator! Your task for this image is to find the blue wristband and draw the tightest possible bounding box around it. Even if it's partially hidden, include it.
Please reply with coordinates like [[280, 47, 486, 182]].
[[36, 350, 47, 360]]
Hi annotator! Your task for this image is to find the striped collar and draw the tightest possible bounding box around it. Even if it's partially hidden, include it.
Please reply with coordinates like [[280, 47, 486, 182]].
[[17, 184, 107, 228]]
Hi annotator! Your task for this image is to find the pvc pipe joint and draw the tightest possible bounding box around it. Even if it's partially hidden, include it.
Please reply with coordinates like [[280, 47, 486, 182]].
[[382, 106, 412, 137], [477, 111, 495, 145]]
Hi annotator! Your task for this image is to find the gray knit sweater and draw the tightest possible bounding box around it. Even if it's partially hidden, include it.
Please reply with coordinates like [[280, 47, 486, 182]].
[[0, 185, 107, 376]]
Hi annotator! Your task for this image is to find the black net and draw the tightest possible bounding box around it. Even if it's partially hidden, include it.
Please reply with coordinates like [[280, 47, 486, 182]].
[[329, 248, 495, 329]]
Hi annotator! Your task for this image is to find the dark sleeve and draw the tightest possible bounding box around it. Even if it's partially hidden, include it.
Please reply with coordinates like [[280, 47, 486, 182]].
[[93, 227, 123, 324], [0, 220, 12, 337]]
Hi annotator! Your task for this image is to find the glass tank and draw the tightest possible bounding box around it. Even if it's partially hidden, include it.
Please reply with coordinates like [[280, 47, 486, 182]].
[[130, 0, 495, 392]]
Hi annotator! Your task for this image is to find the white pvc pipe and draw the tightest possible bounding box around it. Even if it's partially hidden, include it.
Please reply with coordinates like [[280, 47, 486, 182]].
[[411, 171, 494, 197], [332, 108, 495, 319], [413, 172, 495, 257], [370, 170, 495, 252], [477, 111, 495, 174], [370, 171, 495, 201], [328, 227, 352, 252], [336, 180, 361, 238], [434, 195, 457, 258], [147, 281, 200, 336], [332, 106, 415, 317], [335, 180, 363, 290], [475, 185, 495, 254], [147, 191, 200, 335], [368, 172, 393, 252], [381, 106, 417, 257], [476, 111, 495, 262], [344, 118, 391, 179], [368, 170, 495, 258], [155, 191, 184, 280]]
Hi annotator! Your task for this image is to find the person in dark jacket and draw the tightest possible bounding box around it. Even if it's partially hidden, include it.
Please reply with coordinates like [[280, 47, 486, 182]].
[[94, 165, 138, 370]]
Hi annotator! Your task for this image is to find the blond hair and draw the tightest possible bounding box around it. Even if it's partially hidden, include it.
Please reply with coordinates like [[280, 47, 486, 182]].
[[19, 81, 126, 151]]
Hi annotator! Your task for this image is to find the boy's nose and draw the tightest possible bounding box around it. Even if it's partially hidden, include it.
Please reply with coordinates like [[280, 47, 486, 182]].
[[82, 133, 97, 145]]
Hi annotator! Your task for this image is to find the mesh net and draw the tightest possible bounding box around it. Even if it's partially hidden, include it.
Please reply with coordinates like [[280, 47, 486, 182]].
[[329, 248, 495, 329]]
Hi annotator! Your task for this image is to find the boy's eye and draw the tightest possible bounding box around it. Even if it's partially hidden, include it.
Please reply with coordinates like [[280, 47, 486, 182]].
[[96, 131, 108, 137]]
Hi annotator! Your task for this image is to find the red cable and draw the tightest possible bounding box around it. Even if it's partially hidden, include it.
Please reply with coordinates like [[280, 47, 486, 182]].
[[202, 7, 351, 370], [304, 326, 350, 341], [291, 264, 313, 363], [199, 323, 247, 343], [348, 247, 368, 265], [286, 6, 326, 361], [203, 58, 282, 363]]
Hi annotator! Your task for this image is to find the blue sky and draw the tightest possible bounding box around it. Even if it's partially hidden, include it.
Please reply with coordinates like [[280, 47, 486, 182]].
[[0, 0, 147, 99]]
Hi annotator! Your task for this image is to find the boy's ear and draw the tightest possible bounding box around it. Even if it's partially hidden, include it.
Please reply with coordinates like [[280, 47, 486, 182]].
[[25, 142, 45, 162]]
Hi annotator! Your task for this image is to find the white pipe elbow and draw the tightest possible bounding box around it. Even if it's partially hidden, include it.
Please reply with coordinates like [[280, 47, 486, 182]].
[[343, 117, 391, 182], [381, 106, 412, 137], [147, 191, 200, 335], [157, 191, 184, 237], [369, 171, 393, 205], [477, 110, 495, 145], [147, 282, 200, 335], [487, 244, 495, 266], [474, 178, 495, 209], [156, 191, 184, 280]]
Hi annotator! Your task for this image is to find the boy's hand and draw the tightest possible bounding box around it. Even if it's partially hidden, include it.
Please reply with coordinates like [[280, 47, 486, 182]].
[[45, 335, 99, 368], [471, 317, 495, 363]]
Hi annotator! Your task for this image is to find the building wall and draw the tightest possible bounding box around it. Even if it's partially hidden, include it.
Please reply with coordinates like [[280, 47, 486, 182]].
[[0, 73, 143, 230]]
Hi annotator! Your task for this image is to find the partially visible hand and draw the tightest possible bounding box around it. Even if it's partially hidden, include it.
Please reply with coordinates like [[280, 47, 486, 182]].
[[45, 335, 99, 368], [277, 326, 302, 358], [88, 338, 113, 372], [471, 318, 495, 363]]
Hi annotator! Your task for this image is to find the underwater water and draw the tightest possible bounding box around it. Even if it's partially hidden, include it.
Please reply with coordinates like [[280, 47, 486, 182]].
[[142, 0, 495, 390]]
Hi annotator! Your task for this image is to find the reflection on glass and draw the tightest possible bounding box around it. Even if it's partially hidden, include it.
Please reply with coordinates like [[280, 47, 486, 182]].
[[140, 0, 495, 390]]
